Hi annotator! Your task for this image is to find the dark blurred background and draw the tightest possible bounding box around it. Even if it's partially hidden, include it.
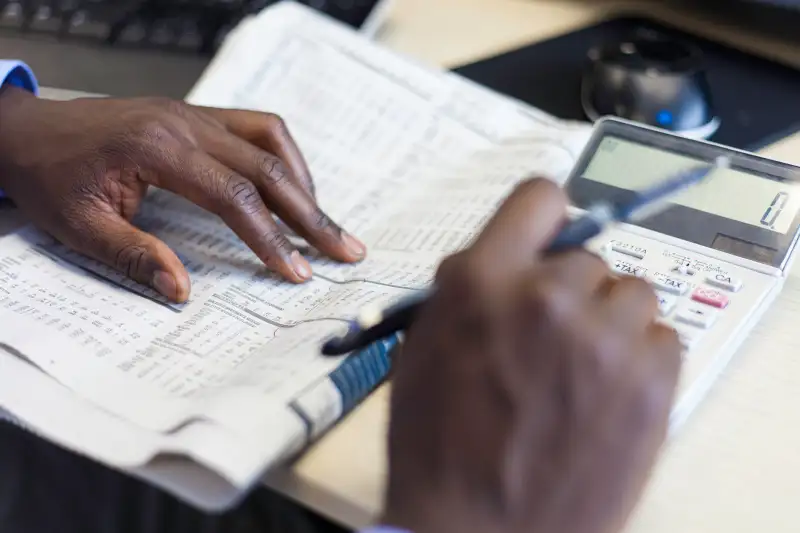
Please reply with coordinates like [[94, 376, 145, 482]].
[[0, 0, 797, 103]]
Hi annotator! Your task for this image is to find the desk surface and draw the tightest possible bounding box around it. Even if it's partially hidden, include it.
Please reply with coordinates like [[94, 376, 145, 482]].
[[264, 1, 800, 532]]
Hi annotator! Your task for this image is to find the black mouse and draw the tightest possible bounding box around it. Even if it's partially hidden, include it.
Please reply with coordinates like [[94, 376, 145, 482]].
[[581, 36, 720, 139]]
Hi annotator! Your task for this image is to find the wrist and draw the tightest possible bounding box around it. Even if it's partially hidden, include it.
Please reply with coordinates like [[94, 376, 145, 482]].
[[0, 61, 38, 193]]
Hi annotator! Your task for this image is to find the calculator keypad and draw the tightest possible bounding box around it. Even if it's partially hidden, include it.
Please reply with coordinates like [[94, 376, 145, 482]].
[[582, 227, 785, 427], [590, 235, 759, 361]]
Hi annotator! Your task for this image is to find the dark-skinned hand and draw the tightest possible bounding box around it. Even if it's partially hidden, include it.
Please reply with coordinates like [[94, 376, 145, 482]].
[[0, 87, 366, 303], [384, 178, 682, 533]]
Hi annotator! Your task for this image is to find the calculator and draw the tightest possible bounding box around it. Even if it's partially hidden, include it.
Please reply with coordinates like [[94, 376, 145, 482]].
[[565, 117, 800, 429]]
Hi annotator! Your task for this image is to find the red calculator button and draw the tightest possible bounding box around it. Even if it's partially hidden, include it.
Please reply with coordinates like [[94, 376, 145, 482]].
[[691, 287, 729, 309]]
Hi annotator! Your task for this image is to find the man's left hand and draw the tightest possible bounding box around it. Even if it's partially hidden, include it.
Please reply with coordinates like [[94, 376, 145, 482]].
[[0, 88, 366, 302]]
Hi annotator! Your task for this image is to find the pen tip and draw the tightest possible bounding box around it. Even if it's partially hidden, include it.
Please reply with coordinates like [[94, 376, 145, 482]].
[[321, 338, 343, 356]]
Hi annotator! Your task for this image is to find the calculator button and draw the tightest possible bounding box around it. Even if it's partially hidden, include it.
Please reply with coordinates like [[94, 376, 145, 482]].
[[675, 305, 718, 329], [674, 327, 700, 351], [691, 287, 729, 309], [612, 259, 647, 278], [656, 292, 677, 316], [672, 263, 696, 276], [649, 272, 690, 295], [611, 244, 645, 259], [705, 272, 743, 292]]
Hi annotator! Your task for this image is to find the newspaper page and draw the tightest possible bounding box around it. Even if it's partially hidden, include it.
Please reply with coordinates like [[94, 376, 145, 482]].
[[0, 0, 592, 494]]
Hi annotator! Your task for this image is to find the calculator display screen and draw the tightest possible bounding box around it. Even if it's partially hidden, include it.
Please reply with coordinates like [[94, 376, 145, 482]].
[[582, 137, 800, 235], [565, 119, 800, 269]]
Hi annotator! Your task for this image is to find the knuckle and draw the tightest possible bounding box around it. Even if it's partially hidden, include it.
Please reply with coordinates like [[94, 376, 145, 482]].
[[134, 118, 174, 148], [256, 153, 291, 187], [523, 277, 577, 327], [146, 96, 188, 117], [621, 274, 655, 294], [260, 228, 293, 255], [653, 324, 683, 374], [142, 96, 174, 108], [629, 367, 675, 431], [263, 112, 287, 132], [586, 330, 624, 379], [113, 242, 149, 280], [619, 276, 659, 312], [308, 208, 337, 234], [221, 174, 263, 214], [579, 249, 610, 272], [164, 99, 190, 117], [574, 324, 630, 394]]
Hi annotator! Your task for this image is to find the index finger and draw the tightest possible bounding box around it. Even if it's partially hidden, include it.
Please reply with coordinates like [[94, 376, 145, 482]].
[[195, 106, 316, 198], [468, 177, 568, 276], [197, 126, 366, 264]]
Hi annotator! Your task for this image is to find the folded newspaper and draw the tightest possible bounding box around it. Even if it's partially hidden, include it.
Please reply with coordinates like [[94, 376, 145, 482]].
[[0, 1, 592, 511]]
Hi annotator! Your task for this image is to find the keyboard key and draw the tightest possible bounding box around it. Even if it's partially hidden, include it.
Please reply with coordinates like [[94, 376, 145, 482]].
[[675, 305, 718, 329], [67, 10, 111, 39], [0, 2, 24, 28], [705, 272, 743, 292], [691, 286, 729, 309], [150, 20, 177, 46], [656, 292, 677, 316], [117, 20, 147, 44], [612, 259, 647, 278], [30, 5, 58, 32], [0, 1, 385, 54], [649, 272, 690, 295]]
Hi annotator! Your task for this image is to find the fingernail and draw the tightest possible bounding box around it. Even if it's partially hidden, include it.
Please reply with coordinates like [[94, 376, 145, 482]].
[[291, 251, 312, 280], [152, 270, 177, 300], [174, 273, 191, 302], [342, 232, 366, 259]]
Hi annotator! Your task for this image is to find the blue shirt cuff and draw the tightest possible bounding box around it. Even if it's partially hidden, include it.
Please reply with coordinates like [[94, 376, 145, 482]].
[[0, 60, 38, 96], [359, 527, 412, 533], [0, 60, 38, 200]]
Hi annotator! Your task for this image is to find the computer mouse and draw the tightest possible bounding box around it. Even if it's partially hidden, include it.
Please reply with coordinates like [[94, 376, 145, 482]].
[[581, 36, 720, 139]]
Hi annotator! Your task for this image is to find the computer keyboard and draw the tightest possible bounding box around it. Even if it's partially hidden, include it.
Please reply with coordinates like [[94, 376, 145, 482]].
[[0, 0, 386, 55]]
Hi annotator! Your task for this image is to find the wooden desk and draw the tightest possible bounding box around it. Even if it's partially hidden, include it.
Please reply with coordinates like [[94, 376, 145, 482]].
[[264, 1, 800, 532]]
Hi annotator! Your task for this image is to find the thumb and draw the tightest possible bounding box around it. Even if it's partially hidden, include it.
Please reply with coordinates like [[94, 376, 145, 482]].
[[468, 177, 567, 276], [59, 208, 191, 303]]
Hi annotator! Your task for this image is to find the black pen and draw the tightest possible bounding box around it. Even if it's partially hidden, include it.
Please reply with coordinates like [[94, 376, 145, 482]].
[[321, 157, 728, 357]]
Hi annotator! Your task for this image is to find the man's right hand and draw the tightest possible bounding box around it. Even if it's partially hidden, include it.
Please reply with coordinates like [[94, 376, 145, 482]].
[[384, 178, 682, 533]]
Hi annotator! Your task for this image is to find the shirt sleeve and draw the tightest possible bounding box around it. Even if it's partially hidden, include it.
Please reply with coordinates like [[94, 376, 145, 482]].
[[358, 527, 412, 533], [0, 60, 38, 96], [0, 60, 38, 199]]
